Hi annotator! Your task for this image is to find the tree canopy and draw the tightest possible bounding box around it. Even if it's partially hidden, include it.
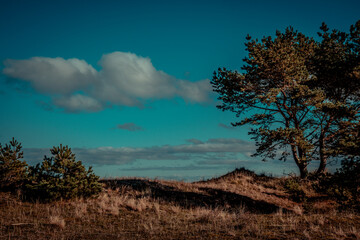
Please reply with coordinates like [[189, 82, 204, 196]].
[[211, 21, 360, 178]]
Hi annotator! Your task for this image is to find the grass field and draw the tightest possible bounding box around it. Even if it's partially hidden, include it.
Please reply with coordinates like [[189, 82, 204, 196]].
[[1, 168, 359, 239]]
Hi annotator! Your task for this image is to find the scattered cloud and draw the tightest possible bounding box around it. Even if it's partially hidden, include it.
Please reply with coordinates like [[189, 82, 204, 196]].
[[118, 165, 220, 172], [198, 159, 245, 165], [218, 123, 236, 130], [23, 138, 316, 178], [116, 123, 143, 131], [23, 138, 256, 166], [53, 94, 103, 113], [23, 148, 48, 165], [3, 52, 213, 112]]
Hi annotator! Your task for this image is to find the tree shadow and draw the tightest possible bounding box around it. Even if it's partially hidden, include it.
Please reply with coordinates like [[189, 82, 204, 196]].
[[101, 179, 287, 214]]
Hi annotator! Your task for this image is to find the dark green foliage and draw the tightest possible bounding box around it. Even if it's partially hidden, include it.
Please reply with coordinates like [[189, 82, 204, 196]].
[[0, 138, 101, 202], [0, 138, 28, 192], [317, 158, 360, 211], [24, 145, 102, 202], [306, 21, 360, 174], [338, 158, 360, 191]]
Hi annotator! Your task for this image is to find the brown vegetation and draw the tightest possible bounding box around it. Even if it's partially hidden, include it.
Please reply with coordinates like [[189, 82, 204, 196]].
[[1, 168, 359, 239]]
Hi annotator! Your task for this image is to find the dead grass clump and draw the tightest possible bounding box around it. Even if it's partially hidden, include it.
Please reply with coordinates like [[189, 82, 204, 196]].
[[152, 202, 161, 218], [125, 198, 142, 211], [169, 205, 182, 214], [71, 201, 88, 218], [95, 191, 122, 215], [49, 215, 66, 229], [293, 205, 303, 215], [94, 188, 157, 214], [190, 207, 236, 224]]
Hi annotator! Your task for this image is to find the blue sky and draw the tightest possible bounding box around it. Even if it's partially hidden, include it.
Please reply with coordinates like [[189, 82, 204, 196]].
[[1, 0, 359, 180]]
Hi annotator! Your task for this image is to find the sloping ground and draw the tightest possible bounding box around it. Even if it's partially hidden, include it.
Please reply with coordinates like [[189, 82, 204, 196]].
[[102, 168, 334, 214], [1, 169, 359, 239], [102, 178, 279, 214], [195, 168, 333, 213]]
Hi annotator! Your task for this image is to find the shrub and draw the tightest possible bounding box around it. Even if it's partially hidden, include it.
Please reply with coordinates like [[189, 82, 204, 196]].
[[315, 157, 360, 211], [333, 158, 359, 209], [337, 158, 360, 192], [25, 144, 102, 202], [0, 138, 28, 192], [283, 178, 307, 202]]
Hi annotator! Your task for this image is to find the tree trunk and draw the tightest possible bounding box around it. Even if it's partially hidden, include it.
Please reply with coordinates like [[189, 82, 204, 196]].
[[291, 145, 308, 178], [317, 117, 333, 175], [317, 158, 327, 175], [317, 135, 327, 175]]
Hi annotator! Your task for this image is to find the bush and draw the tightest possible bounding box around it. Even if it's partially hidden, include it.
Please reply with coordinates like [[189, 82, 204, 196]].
[[24, 144, 102, 202], [0, 138, 28, 192], [334, 158, 359, 210], [283, 178, 307, 202], [317, 157, 360, 211]]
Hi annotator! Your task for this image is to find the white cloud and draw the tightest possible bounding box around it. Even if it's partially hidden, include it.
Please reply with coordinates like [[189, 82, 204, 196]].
[[53, 94, 104, 113], [3, 57, 97, 95], [177, 79, 212, 103], [3, 52, 213, 112], [98, 52, 177, 99]]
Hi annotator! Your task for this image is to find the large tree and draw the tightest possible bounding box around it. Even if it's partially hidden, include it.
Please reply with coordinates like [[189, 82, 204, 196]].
[[211, 21, 360, 178], [307, 21, 360, 171]]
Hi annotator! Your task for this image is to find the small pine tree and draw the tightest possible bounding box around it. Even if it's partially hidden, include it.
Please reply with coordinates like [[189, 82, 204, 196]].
[[25, 144, 102, 202], [0, 138, 28, 192]]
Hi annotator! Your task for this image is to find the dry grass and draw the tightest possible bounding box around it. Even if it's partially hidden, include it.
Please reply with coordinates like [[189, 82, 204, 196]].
[[48, 215, 65, 229], [1, 169, 359, 239]]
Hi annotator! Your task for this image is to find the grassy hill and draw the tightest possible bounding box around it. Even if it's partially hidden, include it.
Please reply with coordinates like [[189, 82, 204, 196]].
[[1, 168, 359, 239]]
